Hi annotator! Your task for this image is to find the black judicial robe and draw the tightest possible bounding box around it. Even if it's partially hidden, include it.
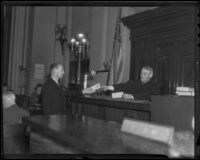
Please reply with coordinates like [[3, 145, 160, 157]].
[[113, 79, 160, 101], [42, 77, 67, 115]]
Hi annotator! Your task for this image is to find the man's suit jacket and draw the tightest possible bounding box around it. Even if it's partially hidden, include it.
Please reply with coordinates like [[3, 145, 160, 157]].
[[42, 77, 67, 115]]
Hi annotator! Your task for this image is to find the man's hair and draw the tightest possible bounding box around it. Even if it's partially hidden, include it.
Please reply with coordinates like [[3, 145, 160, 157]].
[[34, 83, 42, 90], [3, 91, 16, 103], [49, 63, 62, 73], [142, 66, 154, 75]]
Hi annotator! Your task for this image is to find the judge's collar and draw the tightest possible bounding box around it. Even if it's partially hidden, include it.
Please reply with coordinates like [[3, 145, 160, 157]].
[[140, 79, 153, 84]]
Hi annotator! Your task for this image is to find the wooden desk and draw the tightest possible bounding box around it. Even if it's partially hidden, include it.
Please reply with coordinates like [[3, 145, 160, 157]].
[[66, 95, 151, 124], [151, 95, 194, 131], [22, 114, 194, 158]]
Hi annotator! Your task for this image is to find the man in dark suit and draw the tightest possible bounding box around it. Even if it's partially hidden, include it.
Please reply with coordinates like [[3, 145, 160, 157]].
[[42, 63, 67, 115], [102, 66, 160, 101]]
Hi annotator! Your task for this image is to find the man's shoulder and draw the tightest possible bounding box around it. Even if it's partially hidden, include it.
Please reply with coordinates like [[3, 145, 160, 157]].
[[11, 104, 29, 116], [43, 78, 54, 88], [43, 78, 51, 85]]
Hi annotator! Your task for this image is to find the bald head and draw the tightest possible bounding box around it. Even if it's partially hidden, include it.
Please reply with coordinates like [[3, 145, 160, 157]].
[[3, 91, 16, 108]]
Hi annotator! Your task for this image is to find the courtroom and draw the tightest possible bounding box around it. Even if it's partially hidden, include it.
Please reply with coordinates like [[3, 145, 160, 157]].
[[1, 1, 199, 159]]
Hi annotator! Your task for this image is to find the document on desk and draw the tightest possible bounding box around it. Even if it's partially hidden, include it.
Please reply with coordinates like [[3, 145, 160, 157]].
[[111, 92, 124, 98], [83, 83, 101, 94], [90, 83, 101, 91]]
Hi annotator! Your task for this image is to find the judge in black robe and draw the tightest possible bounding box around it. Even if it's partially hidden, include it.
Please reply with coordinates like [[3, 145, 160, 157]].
[[104, 66, 160, 101], [113, 78, 160, 101]]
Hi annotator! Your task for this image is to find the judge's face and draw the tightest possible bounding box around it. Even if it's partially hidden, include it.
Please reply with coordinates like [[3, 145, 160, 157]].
[[140, 68, 153, 84]]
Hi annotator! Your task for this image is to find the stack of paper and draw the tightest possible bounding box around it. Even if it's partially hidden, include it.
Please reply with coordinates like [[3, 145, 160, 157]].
[[176, 87, 194, 96], [111, 92, 124, 98]]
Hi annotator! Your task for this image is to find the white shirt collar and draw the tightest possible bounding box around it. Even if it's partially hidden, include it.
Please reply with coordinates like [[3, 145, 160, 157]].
[[51, 76, 59, 85]]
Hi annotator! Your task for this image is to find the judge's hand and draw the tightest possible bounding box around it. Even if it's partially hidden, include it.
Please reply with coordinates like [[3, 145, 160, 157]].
[[101, 86, 114, 91], [122, 94, 134, 100]]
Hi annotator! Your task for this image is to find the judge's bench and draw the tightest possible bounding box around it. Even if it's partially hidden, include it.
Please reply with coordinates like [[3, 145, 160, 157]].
[[65, 89, 194, 132]]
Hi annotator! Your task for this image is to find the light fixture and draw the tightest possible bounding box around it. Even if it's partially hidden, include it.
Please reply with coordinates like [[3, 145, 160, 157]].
[[77, 33, 84, 39], [70, 38, 76, 43], [68, 33, 89, 85]]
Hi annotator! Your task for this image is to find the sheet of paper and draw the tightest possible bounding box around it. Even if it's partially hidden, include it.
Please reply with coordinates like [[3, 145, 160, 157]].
[[83, 83, 101, 95], [34, 64, 45, 80], [90, 83, 100, 91]]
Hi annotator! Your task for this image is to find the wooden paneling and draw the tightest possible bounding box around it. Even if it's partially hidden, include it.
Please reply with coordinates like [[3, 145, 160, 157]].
[[181, 55, 194, 87], [122, 6, 196, 95], [151, 95, 194, 132], [66, 96, 150, 123]]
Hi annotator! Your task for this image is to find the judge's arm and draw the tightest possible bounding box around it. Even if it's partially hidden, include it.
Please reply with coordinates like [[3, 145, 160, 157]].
[[133, 84, 161, 101], [133, 93, 149, 101], [122, 93, 134, 99], [102, 80, 132, 92]]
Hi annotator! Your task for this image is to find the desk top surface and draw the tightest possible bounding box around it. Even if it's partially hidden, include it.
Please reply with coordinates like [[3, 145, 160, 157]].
[[22, 114, 194, 157], [67, 95, 150, 111], [68, 95, 150, 103]]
